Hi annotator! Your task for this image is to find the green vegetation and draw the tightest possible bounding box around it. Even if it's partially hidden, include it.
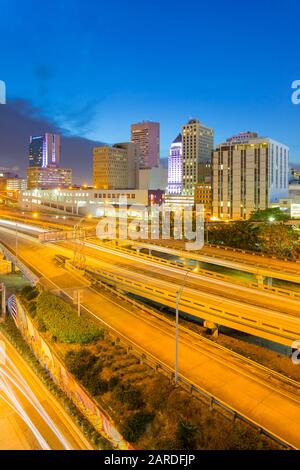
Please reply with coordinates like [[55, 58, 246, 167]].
[[35, 291, 103, 344], [121, 412, 154, 442], [209, 221, 260, 251], [60, 335, 281, 449], [249, 207, 289, 222], [115, 384, 144, 409], [65, 349, 108, 395], [176, 419, 199, 450], [208, 217, 300, 259]]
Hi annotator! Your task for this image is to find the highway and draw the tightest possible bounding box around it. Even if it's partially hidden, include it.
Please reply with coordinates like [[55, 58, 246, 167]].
[[3, 205, 300, 279], [0, 333, 92, 450], [3, 208, 300, 283], [3, 225, 300, 345], [53, 238, 300, 347], [116, 239, 300, 284], [0, 226, 300, 448], [79, 239, 300, 316]]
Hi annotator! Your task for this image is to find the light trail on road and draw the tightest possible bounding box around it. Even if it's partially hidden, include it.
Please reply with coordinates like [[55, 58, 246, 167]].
[[0, 335, 92, 450], [0, 339, 73, 450]]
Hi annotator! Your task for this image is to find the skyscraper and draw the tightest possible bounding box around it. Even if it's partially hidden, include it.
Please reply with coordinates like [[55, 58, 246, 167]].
[[93, 143, 138, 190], [29, 133, 60, 168], [113, 142, 139, 189], [167, 133, 182, 194], [212, 133, 289, 220], [181, 119, 214, 196], [131, 121, 160, 169]]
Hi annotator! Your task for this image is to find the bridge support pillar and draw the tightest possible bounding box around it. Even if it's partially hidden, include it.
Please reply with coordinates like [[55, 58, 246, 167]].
[[267, 277, 273, 287], [204, 320, 219, 337]]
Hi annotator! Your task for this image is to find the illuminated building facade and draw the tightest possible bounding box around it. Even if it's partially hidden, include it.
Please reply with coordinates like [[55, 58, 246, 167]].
[[93, 143, 138, 190], [26, 166, 72, 190], [182, 119, 214, 196], [167, 133, 182, 194], [131, 121, 160, 169], [212, 134, 289, 220], [29, 133, 60, 168]]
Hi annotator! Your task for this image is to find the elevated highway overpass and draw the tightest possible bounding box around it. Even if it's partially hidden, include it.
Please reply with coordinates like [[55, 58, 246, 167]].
[[86, 264, 300, 349], [1, 226, 300, 448]]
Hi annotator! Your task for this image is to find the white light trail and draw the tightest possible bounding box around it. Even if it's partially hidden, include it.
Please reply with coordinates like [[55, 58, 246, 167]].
[[0, 219, 45, 233], [0, 341, 73, 450]]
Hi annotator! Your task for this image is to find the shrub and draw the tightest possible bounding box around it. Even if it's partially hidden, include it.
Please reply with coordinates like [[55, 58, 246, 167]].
[[121, 412, 154, 442], [21, 285, 39, 301], [36, 316, 47, 332], [65, 350, 107, 395], [36, 292, 103, 344], [108, 375, 119, 390], [27, 301, 37, 317], [176, 419, 199, 450], [65, 350, 100, 379], [115, 384, 143, 409]]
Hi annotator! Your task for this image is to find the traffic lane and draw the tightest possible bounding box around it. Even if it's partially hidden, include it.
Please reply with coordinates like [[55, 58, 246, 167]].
[[2, 226, 300, 320], [0, 333, 92, 450], [60, 240, 300, 317]]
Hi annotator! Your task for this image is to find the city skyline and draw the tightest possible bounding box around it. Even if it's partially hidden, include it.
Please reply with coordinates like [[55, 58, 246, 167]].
[[0, 101, 297, 184], [0, 0, 300, 183], [1, 0, 300, 457]]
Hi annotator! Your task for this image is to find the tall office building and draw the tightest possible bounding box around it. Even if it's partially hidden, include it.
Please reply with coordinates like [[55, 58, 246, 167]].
[[27, 166, 72, 190], [212, 133, 289, 220], [167, 133, 182, 194], [131, 121, 160, 169], [29, 133, 60, 168], [93, 143, 138, 190], [181, 119, 214, 196], [113, 142, 139, 189]]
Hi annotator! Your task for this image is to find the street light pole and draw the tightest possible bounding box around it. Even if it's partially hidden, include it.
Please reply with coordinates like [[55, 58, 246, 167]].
[[175, 269, 189, 384]]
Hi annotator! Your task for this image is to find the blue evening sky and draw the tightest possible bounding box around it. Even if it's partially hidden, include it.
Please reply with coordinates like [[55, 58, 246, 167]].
[[0, 0, 300, 162]]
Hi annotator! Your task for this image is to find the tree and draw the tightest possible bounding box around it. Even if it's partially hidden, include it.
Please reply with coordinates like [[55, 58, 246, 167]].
[[208, 221, 260, 251], [259, 224, 299, 258], [249, 208, 289, 222]]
